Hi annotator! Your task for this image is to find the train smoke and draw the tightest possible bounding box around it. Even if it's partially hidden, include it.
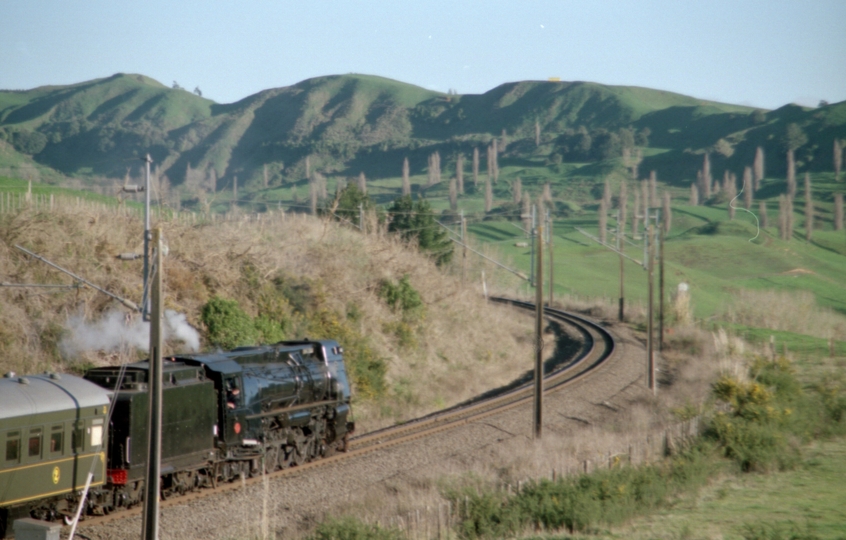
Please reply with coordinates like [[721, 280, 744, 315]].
[[60, 309, 200, 359]]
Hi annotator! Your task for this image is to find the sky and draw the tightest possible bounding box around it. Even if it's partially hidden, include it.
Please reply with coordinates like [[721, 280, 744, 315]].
[[2, 1, 845, 110]]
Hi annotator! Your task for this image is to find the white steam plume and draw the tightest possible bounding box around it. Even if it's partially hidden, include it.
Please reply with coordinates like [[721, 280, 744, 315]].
[[60, 309, 200, 359]]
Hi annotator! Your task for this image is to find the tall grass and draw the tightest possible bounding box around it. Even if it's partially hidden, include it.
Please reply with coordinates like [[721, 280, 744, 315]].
[[723, 289, 846, 341]]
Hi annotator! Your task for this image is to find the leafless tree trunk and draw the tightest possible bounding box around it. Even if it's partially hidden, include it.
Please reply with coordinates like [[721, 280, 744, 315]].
[[754, 146, 765, 190], [402, 157, 411, 196], [641, 180, 649, 230], [305, 156, 311, 181], [835, 140, 843, 181], [690, 183, 699, 206], [663, 191, 672, 234], [456, 153, 464, 194], [619, 182, 627, 236], [834, 193, 843, 231], [599, 198, 608, 244], [743, 167, 753, 209], [649, 171, 658, 208], [491, 140, 499, 183], [725, 173, 737, 220], [787, 149, 796, 199], [315, 172, 328, 200], [263, 164, 269, 188], [449, 178, 458, 211], [778, 195, 787, 240], [759, 201, 768, 229], [702, 153, 712, 199], [207, 168, 217, 193], [805, 173, 813, 242], [500, 129, 508, 153], [542, 182, 552, 205], [513, 177, 522, 204], [602, 179, 612, 210], [522, 196, 531, 235], [309, 179, 317, 215], [535, 121, 541, 147], [472, 147, 480, 187], [484, 179, 492, 213], [633, 189, 641, 238], [358, 171, 367, 195]]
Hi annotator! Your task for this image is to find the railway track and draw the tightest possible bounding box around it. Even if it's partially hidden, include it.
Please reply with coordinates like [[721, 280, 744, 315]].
[[74, 299, 616, 532]]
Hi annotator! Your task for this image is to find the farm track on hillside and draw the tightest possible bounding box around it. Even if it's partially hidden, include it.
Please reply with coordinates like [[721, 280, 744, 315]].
[[73, 299, 617, 534]]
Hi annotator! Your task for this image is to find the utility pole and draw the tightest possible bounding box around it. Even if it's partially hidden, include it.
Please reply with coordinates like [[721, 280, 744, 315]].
[[534, 215, 544, 440], [658, 210, 665, 352], [617, 209, 625, 321], [142, 154, 152, 320], [647, 221, 656, 395], [142, 227, 164, 540], [461, 211, 467, 282], [530, 204, 536, 287], [547, 210, 553, 306]]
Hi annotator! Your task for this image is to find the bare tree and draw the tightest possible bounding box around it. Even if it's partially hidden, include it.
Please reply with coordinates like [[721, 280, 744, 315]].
[[402, 157, 411, 196], [535, 121, 541, 147], [491, 140, 499, 183], [542, 182, 552, 205], [759, 200, 768, 229], [486, 146, 493, 184], [427, 152, 441, 188], [501, 129, 508, 153], [599, 198, 608, 244], [662, 191, 672, 234], [456, 153, 464, 194], [522, 196, 531, 235], [484, 179, 493, 213], [649, 171, 658, 208], [309, 179, 317, 215], [702, 153, 712, 199], [263, 164, 269, 188], [690, 183, 699, 206], [633, 189, 641, 238], [472, 147, 480, 186], [805, 173, 813, 242], [835, 139, 843, 181], [725, 172, 737, 220], [513, 177, 522, 204], [754, 146, 765, 190], [207, 168, 217, 194], [619, 181, 628, 237], [641, 180, 649, 230], [780, 195, 795, 240], [603, 179, 613, 210], [449, 178, 458, 211], [315, 172, 328, 200], [834, 193, 843, 231], [743, 167, 753, 209], [305, 156, 311, 180], [358, 171, 367, 195], [787, 149, 796, 199]]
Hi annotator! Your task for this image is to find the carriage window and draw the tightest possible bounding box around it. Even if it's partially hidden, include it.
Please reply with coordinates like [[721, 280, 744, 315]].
[[90, 421, 103, 447], [5, 432, 20, 462], [28, 429, 42, 458], [50, 426, 64, 454]]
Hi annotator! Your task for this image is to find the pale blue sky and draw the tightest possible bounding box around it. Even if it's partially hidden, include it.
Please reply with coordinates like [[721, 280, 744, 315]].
[[2, 1, 844, 109]]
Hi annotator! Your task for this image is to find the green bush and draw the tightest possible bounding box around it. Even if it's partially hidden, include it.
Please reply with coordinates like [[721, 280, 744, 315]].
[[308, 516, 403, 540], [380, 275, 423, 316], [200, 296, 258, 349], [447, 446, 715, 537]]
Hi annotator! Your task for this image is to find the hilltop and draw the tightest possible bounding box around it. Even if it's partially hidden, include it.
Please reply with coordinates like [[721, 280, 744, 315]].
[[3, 72, 843, 209]]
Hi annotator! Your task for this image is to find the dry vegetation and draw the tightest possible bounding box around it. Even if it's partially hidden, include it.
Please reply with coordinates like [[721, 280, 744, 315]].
[[723, 288, 846, 340], [0, 202, 534, 431]]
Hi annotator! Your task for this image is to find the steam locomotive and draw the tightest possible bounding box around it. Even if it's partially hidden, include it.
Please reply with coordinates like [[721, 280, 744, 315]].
[[0, 339, 354, 536]]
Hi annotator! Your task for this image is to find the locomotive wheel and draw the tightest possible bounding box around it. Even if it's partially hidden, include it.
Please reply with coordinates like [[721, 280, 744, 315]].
[[265, 446, 279, 473]]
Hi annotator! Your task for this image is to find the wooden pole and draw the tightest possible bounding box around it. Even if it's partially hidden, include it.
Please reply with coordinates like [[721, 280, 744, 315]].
[[659, 211, 665, 352], [142, 227, 164, 540], [647, 222, 656, 395], [618, 209, 625, 321], [547, 210, 554, 306], [534, 219, 544, 440]]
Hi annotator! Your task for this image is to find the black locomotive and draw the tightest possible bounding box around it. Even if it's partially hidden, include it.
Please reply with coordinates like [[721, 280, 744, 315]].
[[0, 339, 354, 535]]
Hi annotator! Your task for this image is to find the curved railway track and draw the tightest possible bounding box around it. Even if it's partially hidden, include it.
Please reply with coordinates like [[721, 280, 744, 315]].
[[74, 299, 617, 533]]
